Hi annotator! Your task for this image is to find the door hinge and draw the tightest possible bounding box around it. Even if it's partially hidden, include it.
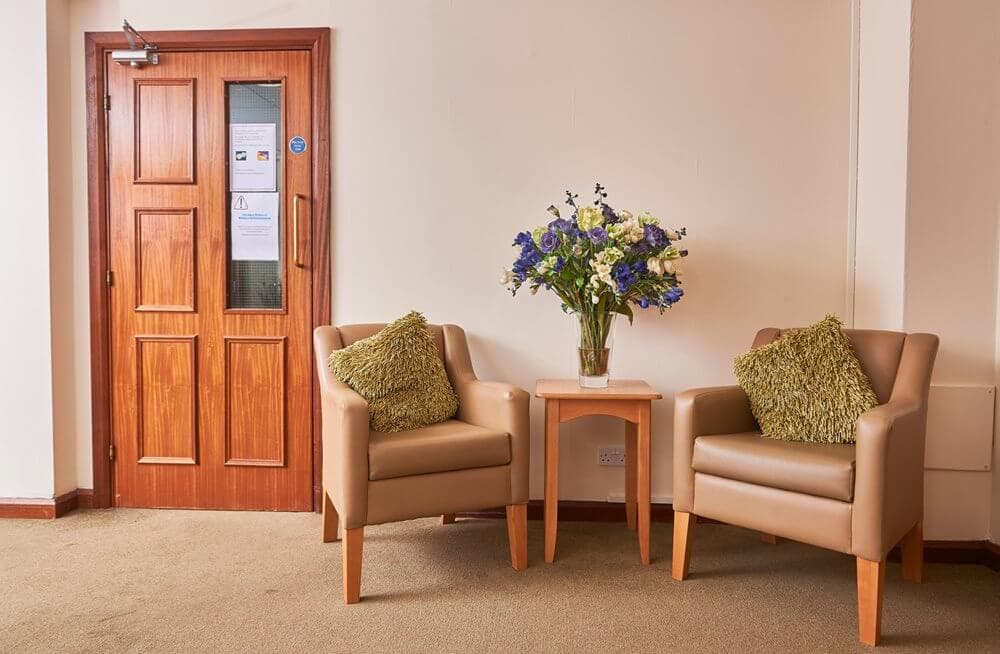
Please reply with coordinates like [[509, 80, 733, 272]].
[[109, 443, 116, 462], [103, 94, 110, 111], [106, 270, 113, 287]]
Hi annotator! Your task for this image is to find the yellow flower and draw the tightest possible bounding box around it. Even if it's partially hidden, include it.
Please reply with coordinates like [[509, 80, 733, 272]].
[[576, 205, 604, 231], [596, 247, 624, 265]]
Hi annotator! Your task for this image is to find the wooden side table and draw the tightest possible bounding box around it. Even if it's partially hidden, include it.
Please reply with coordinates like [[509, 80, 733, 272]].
[[535, 379, 662, 564]]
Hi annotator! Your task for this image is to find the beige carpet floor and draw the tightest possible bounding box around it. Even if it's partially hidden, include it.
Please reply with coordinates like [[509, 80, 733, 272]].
[[1, 509, 998, 653]]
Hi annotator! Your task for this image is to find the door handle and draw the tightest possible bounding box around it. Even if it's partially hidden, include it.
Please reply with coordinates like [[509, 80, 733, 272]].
[[292, 193, 305, 267]]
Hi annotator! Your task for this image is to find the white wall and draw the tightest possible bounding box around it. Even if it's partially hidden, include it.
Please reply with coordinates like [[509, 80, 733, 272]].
[[46, 0, 998, 540], [905, 0, 1000, 541], [67, 0, 853, 502], [853, 0, 910, 331], [0, 1, 56, 498]]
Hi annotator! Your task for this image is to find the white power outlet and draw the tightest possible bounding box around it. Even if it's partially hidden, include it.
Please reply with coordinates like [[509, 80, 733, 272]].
[[597, 446, 626, 466]]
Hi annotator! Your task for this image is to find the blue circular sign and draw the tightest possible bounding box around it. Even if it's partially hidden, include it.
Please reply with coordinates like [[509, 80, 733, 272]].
[[289, 136, 307, 154]]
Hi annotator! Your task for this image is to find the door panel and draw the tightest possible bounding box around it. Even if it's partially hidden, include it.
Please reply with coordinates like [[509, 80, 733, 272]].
[[108, 49, 313, 510], [133, 78, 196, 184], [134, 208, 197, 312], [224, 337, 287, 467], [135, 336, 198, 464]]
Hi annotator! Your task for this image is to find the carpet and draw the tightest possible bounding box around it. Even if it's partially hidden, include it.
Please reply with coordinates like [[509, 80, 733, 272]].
[[1, 509, 998, 653]]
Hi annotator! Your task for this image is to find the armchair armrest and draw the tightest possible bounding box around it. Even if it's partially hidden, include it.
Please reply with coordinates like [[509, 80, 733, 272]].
[[315, 327, 371, 529], [673, 386, 756, 512], [852, 401, 924, 561], [455, 380, 531, 503], [442, 324, 530, 504]]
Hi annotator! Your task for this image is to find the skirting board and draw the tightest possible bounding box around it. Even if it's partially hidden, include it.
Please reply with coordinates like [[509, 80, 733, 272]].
[[458, 500, 1000, 572], [0, 489, 94, 519]]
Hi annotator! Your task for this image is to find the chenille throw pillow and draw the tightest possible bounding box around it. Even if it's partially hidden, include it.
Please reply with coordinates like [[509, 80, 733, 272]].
[[733, 315, 878, 444], [328, 311, 458, 432]]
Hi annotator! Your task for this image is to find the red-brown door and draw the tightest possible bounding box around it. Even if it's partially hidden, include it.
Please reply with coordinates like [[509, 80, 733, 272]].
[[106, 49, 313, 510]]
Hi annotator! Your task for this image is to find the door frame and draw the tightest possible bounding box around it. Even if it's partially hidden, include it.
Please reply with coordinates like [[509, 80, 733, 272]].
[[85, 27, 331, 510]]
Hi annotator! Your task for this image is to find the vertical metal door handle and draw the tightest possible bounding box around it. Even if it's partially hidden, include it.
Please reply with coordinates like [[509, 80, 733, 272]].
[[292, 193, 304, 267]]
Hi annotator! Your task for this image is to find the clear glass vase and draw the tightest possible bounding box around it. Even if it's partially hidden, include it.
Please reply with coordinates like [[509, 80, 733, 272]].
[[575, 310, 617, 388]]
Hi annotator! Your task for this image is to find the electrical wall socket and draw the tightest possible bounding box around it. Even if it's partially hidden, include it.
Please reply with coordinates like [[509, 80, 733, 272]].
[[597, 446, 626, 466]]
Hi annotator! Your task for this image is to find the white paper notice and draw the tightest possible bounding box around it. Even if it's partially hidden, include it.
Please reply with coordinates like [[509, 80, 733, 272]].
[[230, 123, 276, 191], [231, 193, 280, 261]]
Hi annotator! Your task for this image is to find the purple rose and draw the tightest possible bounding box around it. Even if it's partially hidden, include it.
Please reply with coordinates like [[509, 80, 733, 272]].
[[539, 230, 560, 253], [644, 224, 669, 249], [588, 227, 608, 244]]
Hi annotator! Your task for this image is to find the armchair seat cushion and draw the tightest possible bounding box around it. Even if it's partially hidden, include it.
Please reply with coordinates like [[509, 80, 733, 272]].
[[692, 432, 856, 502], [368, 419, 511, 481]]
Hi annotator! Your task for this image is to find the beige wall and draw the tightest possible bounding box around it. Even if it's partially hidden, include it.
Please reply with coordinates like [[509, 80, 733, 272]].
[[48, 0, 78, 497], [65, 0, 853, 502], [854, 0, 910, 331], [38, 1, 995, 541], [906, 0, 1000, 541], [0, 1, 56, 498]]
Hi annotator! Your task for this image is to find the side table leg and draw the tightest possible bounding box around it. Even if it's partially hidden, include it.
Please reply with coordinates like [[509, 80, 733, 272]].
[[625, 421, 637, 530], [637, 401, 651, 564], [544, 399, 560, 563]]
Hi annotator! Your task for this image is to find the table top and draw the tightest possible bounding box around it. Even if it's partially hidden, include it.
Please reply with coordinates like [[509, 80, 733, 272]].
[[535, 379, 662, 401]]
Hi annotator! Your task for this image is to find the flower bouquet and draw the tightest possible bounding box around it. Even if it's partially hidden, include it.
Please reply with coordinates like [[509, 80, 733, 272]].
[[503, 184, 688, 388]]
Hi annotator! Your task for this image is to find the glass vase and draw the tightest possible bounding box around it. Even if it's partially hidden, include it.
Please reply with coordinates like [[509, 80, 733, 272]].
[[575, 310, 617, 389]]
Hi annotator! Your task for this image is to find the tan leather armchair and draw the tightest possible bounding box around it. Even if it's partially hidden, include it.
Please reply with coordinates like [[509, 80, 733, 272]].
[[314, 323, 530, 603], [672, 328, 938, 646]]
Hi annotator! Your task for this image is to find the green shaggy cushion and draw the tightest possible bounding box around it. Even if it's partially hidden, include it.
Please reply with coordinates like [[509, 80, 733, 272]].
[[733, 315, 878, 444], [329, 311, 458, 432]]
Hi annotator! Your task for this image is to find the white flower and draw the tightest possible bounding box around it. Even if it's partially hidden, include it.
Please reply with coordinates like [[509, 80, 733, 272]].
[[617, 210, 633, 222], [590, 262, 614, 287], [591, 293, 600, 304], [646, 257, 665, 275], [500, 270, 515, 285], [665, 228, 680, 240]]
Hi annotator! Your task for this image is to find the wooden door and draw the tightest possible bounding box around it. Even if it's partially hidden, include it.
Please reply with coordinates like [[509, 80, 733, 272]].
[[106, 50, 313, 510]]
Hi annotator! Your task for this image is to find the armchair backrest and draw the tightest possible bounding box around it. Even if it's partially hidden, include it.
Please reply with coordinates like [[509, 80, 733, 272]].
[[752, 327, 937, 406]]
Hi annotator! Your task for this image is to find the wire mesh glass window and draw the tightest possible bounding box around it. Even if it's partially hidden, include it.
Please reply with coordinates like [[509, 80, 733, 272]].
[[226, 81, 283, 310]]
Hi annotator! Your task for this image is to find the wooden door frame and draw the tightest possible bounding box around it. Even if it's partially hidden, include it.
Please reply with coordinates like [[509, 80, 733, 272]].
[[85, 27, 331, 510]]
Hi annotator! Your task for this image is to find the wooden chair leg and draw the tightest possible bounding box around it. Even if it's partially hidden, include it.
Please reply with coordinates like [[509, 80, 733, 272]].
[[671, 511, 696, 581], [857, 557, 885, 646], [322, 491, 340, 543], [506, 503, 528, 571], [441, 514, 456, 525], [900, 521, 923, 583], [760, 532, 781, 545], [342, 527, 364, 604]]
